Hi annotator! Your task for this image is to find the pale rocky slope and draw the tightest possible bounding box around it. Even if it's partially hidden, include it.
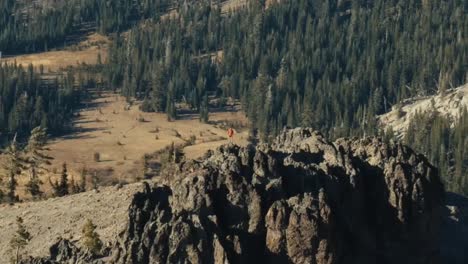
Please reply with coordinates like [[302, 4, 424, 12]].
[[0, 183, 145, 259], [379, 84, 468, 137]]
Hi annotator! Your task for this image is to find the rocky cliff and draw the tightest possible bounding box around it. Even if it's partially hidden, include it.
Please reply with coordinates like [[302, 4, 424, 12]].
[[22, 128, 445, 264]]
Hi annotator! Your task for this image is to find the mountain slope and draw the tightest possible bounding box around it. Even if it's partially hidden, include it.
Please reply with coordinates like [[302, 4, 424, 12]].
[[0, 183, 144, 259], [379, 84, 468, 137], [21, 128, 445, 264]]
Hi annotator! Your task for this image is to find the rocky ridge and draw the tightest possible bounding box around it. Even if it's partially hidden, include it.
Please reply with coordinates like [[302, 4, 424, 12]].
[[22, 128, 445, 264]]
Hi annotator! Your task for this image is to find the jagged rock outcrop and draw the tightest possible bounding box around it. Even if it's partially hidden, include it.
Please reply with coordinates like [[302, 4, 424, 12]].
[[24, 128, 445, 264], [440, 192, 468, 264], [19, 239, 106, 264]]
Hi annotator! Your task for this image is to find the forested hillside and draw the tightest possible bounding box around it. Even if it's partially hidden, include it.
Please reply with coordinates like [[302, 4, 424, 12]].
[[0, 0, 467, 194], [0, 0, 173, 54], [0, 64, 80, 143], [404, 108, 468, 194], [106, 0, 466, 138]]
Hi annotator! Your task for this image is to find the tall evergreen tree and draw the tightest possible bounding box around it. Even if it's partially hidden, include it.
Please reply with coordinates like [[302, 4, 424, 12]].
[[50, 163, 69, 197], [9, 217, 31, 264], [24, 127, 52, 198], [1, 135, 25, 204]]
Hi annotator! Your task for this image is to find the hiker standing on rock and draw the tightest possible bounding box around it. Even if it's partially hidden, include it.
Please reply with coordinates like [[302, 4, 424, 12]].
[[227, 128, 235, 143]]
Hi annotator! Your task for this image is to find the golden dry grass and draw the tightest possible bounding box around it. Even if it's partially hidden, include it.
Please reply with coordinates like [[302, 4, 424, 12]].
[[0, 33, 109, 71], [21, 93, 248, 194], [221, 0, 248, 14]]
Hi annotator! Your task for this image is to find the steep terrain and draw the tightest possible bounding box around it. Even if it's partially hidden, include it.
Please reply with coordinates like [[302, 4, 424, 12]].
[[379, 84, 468, 137], [441, 192, 468, 264], [0, 183, 145, 259], [20, 128, 448, 264]]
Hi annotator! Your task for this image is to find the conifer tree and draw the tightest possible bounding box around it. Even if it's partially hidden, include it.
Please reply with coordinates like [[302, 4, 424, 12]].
[[24, 127, 52, 198], [81, 219, 103, 255], [149, 65, 167, 112], [9, 216, 31, 264], [50, 163, 69, 197], [1, 135, 25, 204], [79, 167, 87, 193], [199, 94, 209, 123]]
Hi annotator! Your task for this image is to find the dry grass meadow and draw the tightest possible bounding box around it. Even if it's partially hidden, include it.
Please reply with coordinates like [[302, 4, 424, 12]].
[[45, 93, 248, 184], [0, 33, 109, 71], [11, 92, 249, 199]]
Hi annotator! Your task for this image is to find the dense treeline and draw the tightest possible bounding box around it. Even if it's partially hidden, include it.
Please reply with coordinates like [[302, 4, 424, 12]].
[[0, 64, 79, 144], [0, 0, 74, 53], [105, 0, 467, 193], [0, 0, 173, 54], [405, 109, 468, 195]]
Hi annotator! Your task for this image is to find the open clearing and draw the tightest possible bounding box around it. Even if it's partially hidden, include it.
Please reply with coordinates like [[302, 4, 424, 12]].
[[0, 33, 109, 71], [39, 92, 249, 191], [0, 29, 249, 202], [220, 0, 248, 13]]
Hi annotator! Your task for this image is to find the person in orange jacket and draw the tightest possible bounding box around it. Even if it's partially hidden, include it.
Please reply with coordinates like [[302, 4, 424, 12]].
[[227, 128, 234, 143]]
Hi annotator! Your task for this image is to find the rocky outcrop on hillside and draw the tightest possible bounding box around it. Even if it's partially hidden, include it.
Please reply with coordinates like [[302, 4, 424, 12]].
[[379, 83, 468, 137], [22, 128, 445, 264]]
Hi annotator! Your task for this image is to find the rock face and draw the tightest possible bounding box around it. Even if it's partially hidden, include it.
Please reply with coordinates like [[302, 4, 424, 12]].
[[20, 239, 106, 264], [440, 192, 468, 264], [24, 128, 444, 264]]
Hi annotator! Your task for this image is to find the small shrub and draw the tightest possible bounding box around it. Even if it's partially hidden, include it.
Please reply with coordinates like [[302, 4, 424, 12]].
[[93, 152, 101, 162], [188, 135, 196, 145], [173, 129, 181, 138], [149, 127, 160, 133], [81, 219, 103, 255]]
